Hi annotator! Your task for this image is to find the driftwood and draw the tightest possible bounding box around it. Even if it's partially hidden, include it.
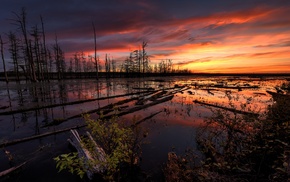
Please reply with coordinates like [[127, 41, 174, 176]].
[[0, 125, 86, 148], [193, 100, 259, 117], [0, 90, 155, 116], [68, 129, 106, 180], [0, 162, 27, 177]]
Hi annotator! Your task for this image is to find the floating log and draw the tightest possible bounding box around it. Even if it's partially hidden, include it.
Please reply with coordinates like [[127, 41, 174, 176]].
[[103, 94, 174, 120], [0, 96, 173, 148], [0, 162, 27, 177], [0, 125, 86, 148], [136, 90, 167, 105], [68, 129, 106, 180], [42, 91, 157, 127], [193, 100, 259, 117], [0, 106, 9, 110], [0, 90, 155, 116], [211, 85, 259, 90], [253, 92, 267, 96], [132, 87, 155, 91]]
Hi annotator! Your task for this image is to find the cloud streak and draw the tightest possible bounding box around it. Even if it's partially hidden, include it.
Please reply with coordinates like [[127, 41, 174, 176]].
[[0, 0, 290, 73]]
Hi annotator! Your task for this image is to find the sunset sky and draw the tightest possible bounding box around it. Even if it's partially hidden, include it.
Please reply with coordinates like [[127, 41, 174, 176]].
[[0, 0, 290, 73]]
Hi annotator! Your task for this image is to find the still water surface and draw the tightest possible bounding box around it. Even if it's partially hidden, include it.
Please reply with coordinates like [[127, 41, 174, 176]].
[[0, 76, 287, 181]]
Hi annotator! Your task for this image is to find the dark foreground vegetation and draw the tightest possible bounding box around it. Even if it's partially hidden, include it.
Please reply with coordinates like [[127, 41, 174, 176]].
[[163, 82, 290, 182]]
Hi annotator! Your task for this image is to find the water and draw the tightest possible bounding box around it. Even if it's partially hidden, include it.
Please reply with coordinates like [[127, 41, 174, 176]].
[[0, 76, 288, 181]]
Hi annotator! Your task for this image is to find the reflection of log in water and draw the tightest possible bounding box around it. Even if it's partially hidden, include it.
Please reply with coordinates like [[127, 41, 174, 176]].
[[193, 100, 259, 117], [131, 110, 163, 127]]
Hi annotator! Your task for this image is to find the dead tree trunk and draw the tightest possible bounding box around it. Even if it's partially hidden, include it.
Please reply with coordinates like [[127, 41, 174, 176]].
[[92, 22, 98, 79], [0, 35, 9, 83]]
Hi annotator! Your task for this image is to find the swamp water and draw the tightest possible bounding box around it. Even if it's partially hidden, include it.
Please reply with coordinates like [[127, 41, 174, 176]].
[[0, 76, 287, 181]]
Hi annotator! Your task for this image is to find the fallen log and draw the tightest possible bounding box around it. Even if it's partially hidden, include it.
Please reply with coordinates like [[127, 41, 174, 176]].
[[136, 90, 167, 105], [211, 85, 259, 90], [68, 129, 106, 180], [103, 94, 174, 120], [0, 96, 173, 148], [42, 91, 158, 127], [0, 90, 155, 116], [0, 125, 86, 148], [0, 106, 10, 110], [0, 162, 27, 177], [193, 100, 259, 117], [132, 87, 155, 91]]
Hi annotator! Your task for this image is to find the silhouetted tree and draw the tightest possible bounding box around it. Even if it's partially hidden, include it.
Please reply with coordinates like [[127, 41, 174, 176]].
[[105, 53, 111, 78], [12, 8, 37, 82], [31, 25, 43, 80], [0, 35, 8, 82], [40, 16, 49, 80], [92, 22, 98, 79], [53, 36, 65, 80], [141, 41, 149, 73], [8, 31, 21, 81]]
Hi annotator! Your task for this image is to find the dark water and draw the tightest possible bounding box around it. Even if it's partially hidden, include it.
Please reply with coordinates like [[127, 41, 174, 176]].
[[0, 76, 287, 181]]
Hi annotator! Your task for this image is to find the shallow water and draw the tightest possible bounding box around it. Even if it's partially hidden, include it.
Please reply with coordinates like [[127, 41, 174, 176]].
[[0, 76, 288, 181]]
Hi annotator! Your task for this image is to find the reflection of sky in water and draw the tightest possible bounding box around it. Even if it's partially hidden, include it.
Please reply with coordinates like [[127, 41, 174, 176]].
[[0, 76, 288, 178]]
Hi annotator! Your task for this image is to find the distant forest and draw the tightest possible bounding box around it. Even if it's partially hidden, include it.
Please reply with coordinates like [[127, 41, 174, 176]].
[[0, 8, 191, 82]]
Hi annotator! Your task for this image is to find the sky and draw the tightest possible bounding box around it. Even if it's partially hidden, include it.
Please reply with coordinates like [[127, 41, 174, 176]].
[[0, 0, 290, 73]]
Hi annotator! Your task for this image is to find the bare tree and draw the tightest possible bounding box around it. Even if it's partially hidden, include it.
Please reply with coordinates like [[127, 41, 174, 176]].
[[92, 22, 98, 79], [8, 31, 21, 81], [31, 25, 43, 80], [53, 36, 65, 80], [105, 53, 111, 77], [40, 16, 49, 80], [0, 35, 8, 82], [12, 8, 37, 81]]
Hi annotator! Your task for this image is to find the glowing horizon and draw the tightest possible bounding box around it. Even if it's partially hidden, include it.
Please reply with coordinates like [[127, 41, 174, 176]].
[[0, 1, 290, 73]]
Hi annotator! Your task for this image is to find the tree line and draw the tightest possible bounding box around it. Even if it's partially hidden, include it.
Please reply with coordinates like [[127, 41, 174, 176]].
[[0, 8, 191, 82]]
